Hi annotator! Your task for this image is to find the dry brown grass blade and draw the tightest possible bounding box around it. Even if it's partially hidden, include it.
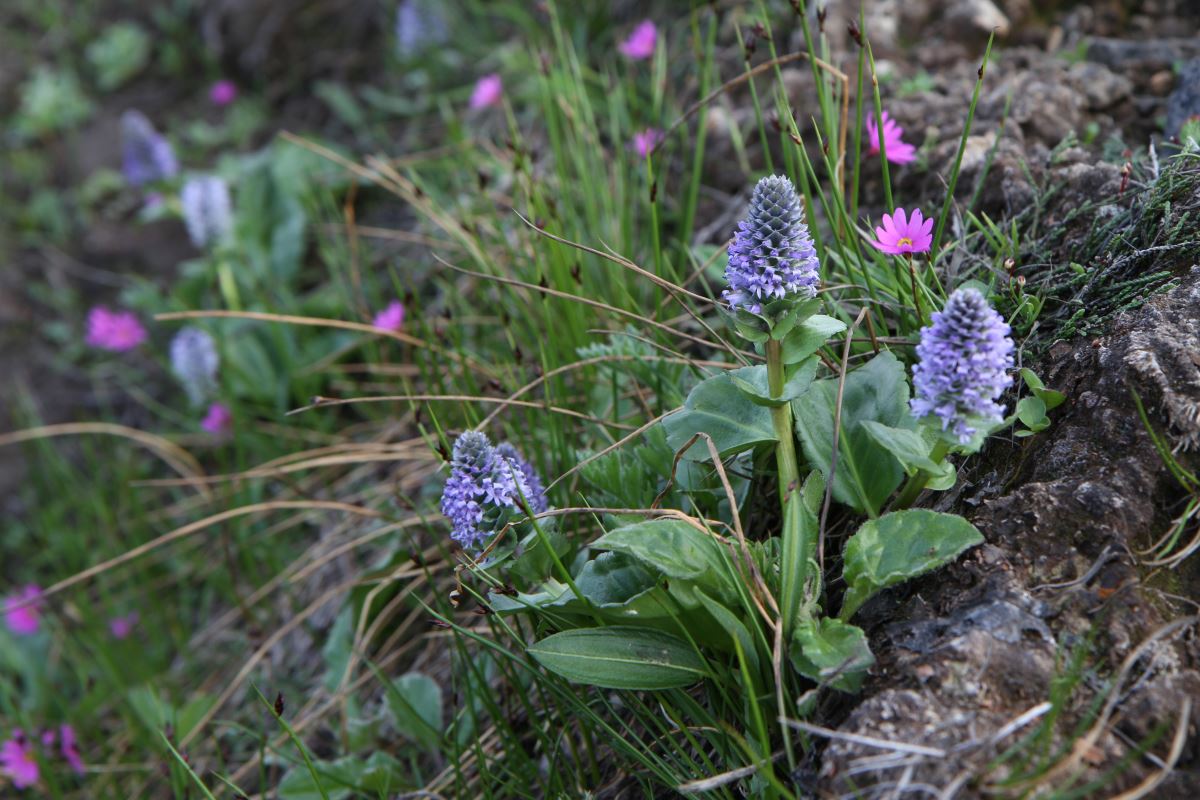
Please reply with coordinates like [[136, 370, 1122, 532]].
[[39, 500, 381, 601], [287, 393, 638, 431], [0, 422, 209, 498]]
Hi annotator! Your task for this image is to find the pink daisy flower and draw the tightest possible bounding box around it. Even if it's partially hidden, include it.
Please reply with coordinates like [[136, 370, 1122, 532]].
[[870, 207, 934, 255], [469, 74, 502, 110], [373, 300, 405, 332], [631, 128, 663, 158], [619, 20, 657, 60], [109, 612, 139, 640], [209, 80, 238, 106], [3, 586, 43, 636], [201, 403, 233, 435], [85, 307, 147, 352], [865, 110, 916, 164], [0, 731, 39, 789]]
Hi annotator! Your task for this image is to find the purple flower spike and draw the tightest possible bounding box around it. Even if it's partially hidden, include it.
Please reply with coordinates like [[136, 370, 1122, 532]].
[[724, 175, 820, 314], [911, 288, 1015, 444], [440, 432, 548, 549], [120, 110, 178, 187], [170, 327, 219, 407], [180, 175, 233, 249]]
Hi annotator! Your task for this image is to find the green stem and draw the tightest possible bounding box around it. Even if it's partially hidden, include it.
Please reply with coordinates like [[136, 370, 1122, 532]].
[[767, 339, 805, 634], [893, 439, 950, 509]]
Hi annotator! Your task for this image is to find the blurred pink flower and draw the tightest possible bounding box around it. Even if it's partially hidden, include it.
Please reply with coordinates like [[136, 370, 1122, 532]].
[[109, 613, 139, 640], [373, 300, 405, 332], [201, 403, 233, 435], [86, 307, 147, 352], [865, 110, 916, 164], [3, 586, 42, 636], [631, 128, 663, 158], [59, 726, 84, 775], [209, 80, 238, 106], [870, 207, 933, 255], [469, 74, 503, 109], [0, 731, 38, 789], [619, 20, 657, 60]]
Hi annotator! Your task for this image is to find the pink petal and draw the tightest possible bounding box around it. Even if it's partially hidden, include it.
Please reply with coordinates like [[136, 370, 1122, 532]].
[[893, 208, 908, 229], [469, 74, 502, 109], [619, 20, 657, 60]]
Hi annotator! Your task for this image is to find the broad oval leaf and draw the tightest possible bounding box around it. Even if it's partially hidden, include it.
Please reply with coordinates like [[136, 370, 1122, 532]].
[[593, 519, 730, 584], [780, 314, 847, 364], [728, 359, 818, 407], [790, 617, 874, 693], [529, 627, 707, 689], [663, 372, 775, 460], [861, 420, 956, 489], [792, 351, 908, 516], [840, 509, 984, 620]]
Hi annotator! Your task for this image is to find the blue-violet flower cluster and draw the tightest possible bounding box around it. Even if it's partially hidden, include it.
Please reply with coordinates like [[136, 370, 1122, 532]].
[[181, 175, 233, 249], [440, 432, 548, 549], [724, 175, 820, 314], [170, 327, 219, 407], [911, 288, 1015, 444], [120, 110, 178, 187]]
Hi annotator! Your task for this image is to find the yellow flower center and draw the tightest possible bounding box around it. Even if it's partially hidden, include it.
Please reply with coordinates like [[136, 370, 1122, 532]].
[[898, 237, 913, 247]]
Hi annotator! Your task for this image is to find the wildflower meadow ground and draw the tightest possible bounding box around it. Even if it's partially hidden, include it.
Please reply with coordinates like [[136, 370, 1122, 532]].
[[3, 1, 1199, 798]]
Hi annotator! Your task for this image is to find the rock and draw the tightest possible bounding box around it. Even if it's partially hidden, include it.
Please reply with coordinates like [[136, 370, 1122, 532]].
[[1166, 59, 1200, 138], [942, 0, 1011, 39], [1066, 62, 1133, 111]]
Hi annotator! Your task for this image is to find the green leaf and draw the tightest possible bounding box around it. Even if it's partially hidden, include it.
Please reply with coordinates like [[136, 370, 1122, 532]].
[[769, 298, 822, 340], [1016, 396, 1049, 432], [529, 627, 707, 689], [780, 314, 846, 364], [861, 421, 956, 489], [384, 673, 443, 752], [727, 359, 818, 406], [790, 617, 874, 692], [593, 519, 729, 583], [663, 372, 775, 460], [792, 352, 908, 516], [840, 510, 984, 620], [1019, 368, 1066, 410], [693, 588, 760, 674]]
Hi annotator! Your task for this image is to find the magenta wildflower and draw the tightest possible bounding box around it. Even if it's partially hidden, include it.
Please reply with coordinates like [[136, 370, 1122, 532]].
[[870, 208, 933, 255], [373, 300, 405, 332], [209, 80, 237, 106], [865, 110, 916, 164], [3, 586, 43, 636], [631, 128, 663, 158], [469, 74, 502, 109], [619, 20, 657, 60], [109, 613, 139, 640], [201, 403, 233, 435], [58, 726, 84, 775], [0, 731, 38, 789], [85, 307, 147, 352]]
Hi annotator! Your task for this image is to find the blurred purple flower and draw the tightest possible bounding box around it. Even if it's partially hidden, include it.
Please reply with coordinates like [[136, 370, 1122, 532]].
[[865, 110, 916, 164], [0, 731, 38, 789], [58, 726, 84, 775], [3, 585, 42, 636], [469, 74, 503, 109], [86, 307, 147, 352], [619, 20, 657, 60], [120, 110, 178, 187], [180, 175, 233, 249], [201, 403, 233, 435], [631, 128, 663, 158], [870, 207, 933, 255], [911, 288, 1015, 444], [109, 613, 139, 640], [395, 0, 448, 58], [209, 80, 237, 106], [373, 300, 406, 332], [170, 327, 219, 407]]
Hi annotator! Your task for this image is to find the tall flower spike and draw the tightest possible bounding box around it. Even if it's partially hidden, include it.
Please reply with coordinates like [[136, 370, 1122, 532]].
[[440, 432, 542, 549], [120, 110, 178, 187], [180, 176, 233, 249], [170, 327, 219, 407], [495, 443, 549, 514], [724, 175, 820, 314], [911, 288, 1015, 444]]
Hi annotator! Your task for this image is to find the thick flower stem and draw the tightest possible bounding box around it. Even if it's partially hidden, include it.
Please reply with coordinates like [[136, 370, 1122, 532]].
[[767, 339, 806, 634], [893, 439, 950, 509]]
